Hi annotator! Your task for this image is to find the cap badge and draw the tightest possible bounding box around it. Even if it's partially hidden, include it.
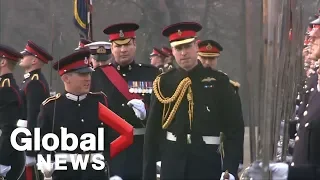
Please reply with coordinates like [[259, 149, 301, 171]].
[[97, 46, 107, 54], [119, 30, 124, 38], [177, 30, 182, 36], [206, 43, 213, 50], [84, 57, 89, 64]]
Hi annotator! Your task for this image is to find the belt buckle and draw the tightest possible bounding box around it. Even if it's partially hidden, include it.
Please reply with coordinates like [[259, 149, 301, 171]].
[[187, 134, 192, 144]]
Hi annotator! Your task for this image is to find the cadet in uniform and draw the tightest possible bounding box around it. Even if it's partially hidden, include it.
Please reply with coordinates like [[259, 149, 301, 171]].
[[143, 22, 244, 180], [149, 47, 168, 71], [287, 20, 320, 179], [18, 40, 53, 180], [85, 41, 112, 68], [90, 22, 159, 179], [161, 46, 174, 72], [197, 39, 244, 170], [0, 44, 25, 180]]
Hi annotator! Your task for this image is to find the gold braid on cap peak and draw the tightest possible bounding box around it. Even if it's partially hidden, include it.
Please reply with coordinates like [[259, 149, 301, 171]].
[[153, 76, 194, 129]]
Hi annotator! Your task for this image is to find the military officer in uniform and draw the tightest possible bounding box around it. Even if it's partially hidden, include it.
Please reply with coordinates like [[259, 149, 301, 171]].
[[36, 49, 112, 180], [85, 41, 112, 68], [161, 46, 175, 72], [90, 22, 159, 179], [0, 44, 25, 180], [143, 22, 244, 180], [18, 40, 53, 180], [197, 39, 244, 170], [149, 47, 168, 71]]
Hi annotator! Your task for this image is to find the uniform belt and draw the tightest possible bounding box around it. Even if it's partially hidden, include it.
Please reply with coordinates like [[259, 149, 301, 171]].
[[55, 153, 103, 163], [166, 131, 220, 145], [16, 119, 28, 128], [134, 128, 146, 135]]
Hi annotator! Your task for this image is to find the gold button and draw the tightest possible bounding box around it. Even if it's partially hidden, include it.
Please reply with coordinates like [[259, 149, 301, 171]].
[[303, 111, 308, 116], [305, 123, 309, 127], [122, 104, 125, 106], [81, 119, 84, 122], [295, 136, 299, 141], [78, 104, 81, 107], [122, 74, 126, 77], [306, 104, 309, 107]]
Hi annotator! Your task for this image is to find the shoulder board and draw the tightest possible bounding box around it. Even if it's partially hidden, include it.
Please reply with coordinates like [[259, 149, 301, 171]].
[[230, 80, 240, 87], [1, 78, 11, 87], [218, 70, 228, 76], [42, 93, 61, 106], [31, 74, 39, 80], [89, 91, 107, 97]]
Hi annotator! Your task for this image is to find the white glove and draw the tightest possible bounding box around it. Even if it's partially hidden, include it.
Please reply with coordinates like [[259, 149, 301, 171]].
[[110, 175, 123, 180], [25, 156, 36, 166], [269, 162, 289, 180], [0, 165, 11, 176], [37, 162, 55, 178], [258, 162, 288, 180], [127, 99, 146, 120], [220, 172, 235, 180]]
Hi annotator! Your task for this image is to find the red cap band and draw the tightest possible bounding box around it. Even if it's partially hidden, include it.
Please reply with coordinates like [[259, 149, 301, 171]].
[[0, 51, 18, 61], [109, 31, 135, 41], [198, 46, 220, 53], [25, 45, 48, 63], [58, 59, 89, 76], [169, 30, 196, 42]]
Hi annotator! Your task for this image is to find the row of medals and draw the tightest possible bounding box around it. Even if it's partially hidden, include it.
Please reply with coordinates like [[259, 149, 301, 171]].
[[128, 81, 153, 94]]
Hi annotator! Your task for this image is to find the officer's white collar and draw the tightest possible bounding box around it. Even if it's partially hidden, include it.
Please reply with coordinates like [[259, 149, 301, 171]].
[[65, 93, 87, 101], [24, 73, 30, 79]]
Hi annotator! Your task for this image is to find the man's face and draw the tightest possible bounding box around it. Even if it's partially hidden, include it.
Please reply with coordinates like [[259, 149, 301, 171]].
[[198, 56, 218, 69], [111, 39, 136, 65], [64, 72, 91, 94], [150, 56, 163, 67], [310, 36, 320, 59], [19, 55, 34, 69], [172, 41, 198, 70]]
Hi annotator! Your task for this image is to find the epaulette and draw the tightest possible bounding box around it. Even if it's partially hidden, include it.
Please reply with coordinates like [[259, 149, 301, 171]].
[[230, 80, 240, 88], [31, 74, 39, 80], [89, 91, 107, 97], [42, 93, 61, 105], [218, 70, 228, 76], [158, 67, 175, 76], [1, 78, 11, 87]]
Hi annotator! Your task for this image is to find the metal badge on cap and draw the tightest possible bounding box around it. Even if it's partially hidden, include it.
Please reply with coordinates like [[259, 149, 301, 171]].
[[206, 44, 212, 50], [84, 57, 89, 64], [119, 30, 124, 38], [97, 47, 107, 54]]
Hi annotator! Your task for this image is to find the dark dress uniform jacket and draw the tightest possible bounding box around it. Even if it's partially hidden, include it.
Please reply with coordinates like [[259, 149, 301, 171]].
[[0, 73, 25, 179], [90, 61, 159, 179], [37, 92, 110, 180], [20, 69, 49, 157], [143, 62, 244, 180]]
